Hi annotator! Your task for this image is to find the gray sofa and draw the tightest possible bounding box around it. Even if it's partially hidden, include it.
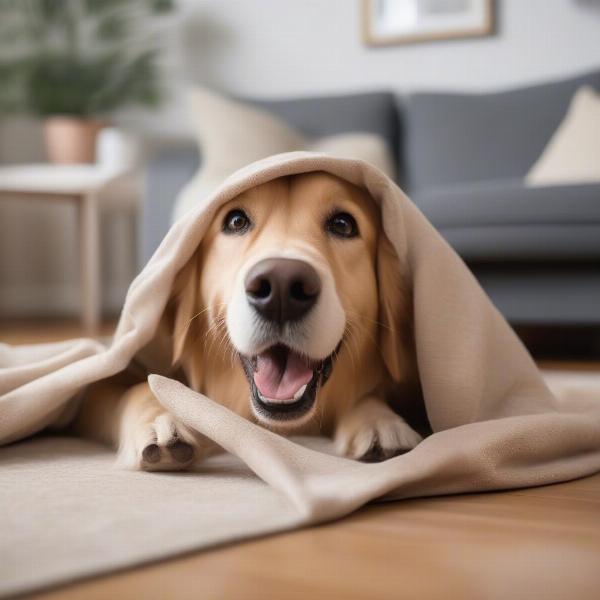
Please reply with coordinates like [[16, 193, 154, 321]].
[[141, 68, 600, 325]]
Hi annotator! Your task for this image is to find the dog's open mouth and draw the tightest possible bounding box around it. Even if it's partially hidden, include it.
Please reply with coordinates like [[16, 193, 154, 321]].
[[240, 344, 335, 423]]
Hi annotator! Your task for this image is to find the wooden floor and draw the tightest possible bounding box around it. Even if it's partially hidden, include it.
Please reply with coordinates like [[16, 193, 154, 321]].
[[3, 320, 600, 600], [0, 318, 117, 345]]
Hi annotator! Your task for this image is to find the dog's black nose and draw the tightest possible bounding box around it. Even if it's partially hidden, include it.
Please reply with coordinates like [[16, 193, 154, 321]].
[[245, 258, 321, 323]]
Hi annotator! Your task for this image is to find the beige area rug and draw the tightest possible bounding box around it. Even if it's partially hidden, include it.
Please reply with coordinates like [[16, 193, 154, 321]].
[[0, 434, 324, 598]]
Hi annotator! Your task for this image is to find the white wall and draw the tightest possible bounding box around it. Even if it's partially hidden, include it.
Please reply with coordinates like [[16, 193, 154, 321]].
[[120, 0, 600, 135], [1, 0, 599, 319]]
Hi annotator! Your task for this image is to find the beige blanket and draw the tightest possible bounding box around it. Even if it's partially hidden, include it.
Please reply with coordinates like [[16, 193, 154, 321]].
[[1, 152, 600, 593]]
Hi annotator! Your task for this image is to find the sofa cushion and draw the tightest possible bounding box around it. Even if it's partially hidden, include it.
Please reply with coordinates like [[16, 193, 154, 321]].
[[414, 180, 600, 260], [172, 88, 396, 221], [404, 68, 600, 192], [253, 91, 400, 165], [526, 86, 600, 186]]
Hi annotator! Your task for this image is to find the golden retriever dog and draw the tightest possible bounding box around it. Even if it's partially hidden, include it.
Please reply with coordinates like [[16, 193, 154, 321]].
[[72, 172, 423, 470]]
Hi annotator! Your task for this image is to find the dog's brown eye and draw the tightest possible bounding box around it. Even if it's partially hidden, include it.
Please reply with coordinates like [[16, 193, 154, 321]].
[[326, 212, 359, 239], [223, 209, 251, 234]]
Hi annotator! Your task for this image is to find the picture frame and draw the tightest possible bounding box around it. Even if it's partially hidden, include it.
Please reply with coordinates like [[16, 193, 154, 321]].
[[362, 0, 494, 47]]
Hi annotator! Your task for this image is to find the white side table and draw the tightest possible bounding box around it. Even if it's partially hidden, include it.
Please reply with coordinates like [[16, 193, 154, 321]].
[[0, 165, 125, 334]]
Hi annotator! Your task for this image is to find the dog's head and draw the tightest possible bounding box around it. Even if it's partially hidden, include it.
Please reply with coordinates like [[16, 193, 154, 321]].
[[171, 172, 409, 429]]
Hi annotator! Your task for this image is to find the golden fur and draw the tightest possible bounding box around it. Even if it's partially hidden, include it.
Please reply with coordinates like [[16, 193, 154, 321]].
[[73, 173, 422, 470]]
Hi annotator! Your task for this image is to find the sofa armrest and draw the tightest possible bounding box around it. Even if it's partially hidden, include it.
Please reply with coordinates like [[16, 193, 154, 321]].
[[138, 142, 199, 269]]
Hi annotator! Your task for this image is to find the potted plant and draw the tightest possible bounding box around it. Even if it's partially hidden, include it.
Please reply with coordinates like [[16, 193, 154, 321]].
[[0, 0, 174, 164]]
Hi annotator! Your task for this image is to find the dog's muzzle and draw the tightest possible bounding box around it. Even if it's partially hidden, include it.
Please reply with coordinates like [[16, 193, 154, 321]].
[[239, 257, 335, 423]]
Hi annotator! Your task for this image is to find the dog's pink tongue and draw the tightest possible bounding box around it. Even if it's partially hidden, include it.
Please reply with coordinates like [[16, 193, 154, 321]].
[[254, 349, 313, 401]]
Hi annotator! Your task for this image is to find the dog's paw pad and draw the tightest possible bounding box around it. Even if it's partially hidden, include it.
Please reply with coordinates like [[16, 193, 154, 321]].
[[167, 440, 195, 463], [139, 432, 196, 472], [141, 443, 162, 464]]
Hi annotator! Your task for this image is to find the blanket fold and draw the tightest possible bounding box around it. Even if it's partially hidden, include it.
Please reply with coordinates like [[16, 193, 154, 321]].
[[1, 151, 600, 514], [149, 374, 600, 522]]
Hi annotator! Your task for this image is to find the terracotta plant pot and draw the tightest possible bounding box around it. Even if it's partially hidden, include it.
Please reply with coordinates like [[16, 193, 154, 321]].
[[43, 117, 106, 164]]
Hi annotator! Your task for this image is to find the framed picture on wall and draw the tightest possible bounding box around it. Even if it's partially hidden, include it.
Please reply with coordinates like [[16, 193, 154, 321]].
[[362, 0, 494, 46]]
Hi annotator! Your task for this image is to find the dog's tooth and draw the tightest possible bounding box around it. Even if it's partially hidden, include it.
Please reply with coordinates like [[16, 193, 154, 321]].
[[258, 388, 305, 405], [293, 384, 307, 401]]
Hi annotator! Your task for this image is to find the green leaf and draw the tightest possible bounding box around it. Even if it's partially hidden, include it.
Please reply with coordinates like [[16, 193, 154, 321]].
[[147, 0, 175, 14], [84, 0, 130, 15], [37, 0, 68, 22], [95, 14, 128, 40], [0, 61, 27, 113]]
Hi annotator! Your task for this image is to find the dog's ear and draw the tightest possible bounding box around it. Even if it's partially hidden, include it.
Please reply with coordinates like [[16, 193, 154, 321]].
[[377, 231, 413, 383], [171, 252, 203, 366]]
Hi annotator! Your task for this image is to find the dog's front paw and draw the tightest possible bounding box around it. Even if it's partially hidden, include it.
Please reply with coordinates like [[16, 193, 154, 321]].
[[118, 412, 198, 472], [334, 398, 423, 462]]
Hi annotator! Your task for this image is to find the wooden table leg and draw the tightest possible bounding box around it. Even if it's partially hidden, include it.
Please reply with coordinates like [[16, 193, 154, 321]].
[[78, 193, 100, 335]]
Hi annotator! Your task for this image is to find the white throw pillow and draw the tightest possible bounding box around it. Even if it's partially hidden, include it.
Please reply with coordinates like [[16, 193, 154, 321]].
[[526, 86, 600, 186], [172, 88, 395, 221]]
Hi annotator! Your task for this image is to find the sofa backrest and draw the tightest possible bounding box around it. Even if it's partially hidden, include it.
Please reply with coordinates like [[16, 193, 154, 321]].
[[404, 68, 600, 192], [249, 91, 401, 168]]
